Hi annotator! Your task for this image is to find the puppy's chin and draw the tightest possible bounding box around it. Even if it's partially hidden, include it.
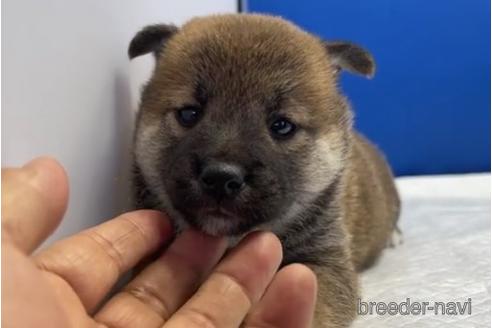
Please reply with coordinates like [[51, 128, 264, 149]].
[[194, 215, 241, 236], [180, 208, 250, 236]]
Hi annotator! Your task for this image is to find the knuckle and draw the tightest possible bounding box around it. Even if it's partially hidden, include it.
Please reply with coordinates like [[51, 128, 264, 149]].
[[84, 230, 125, 276], [122, 215, 151, 247], [245, 324, 277, 328], [179, 307, 219, 328], [214, 271, 253, 306], [123, 284, 172, 320]]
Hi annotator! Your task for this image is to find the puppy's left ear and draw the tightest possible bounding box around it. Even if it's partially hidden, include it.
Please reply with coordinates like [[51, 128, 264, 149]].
[[128, 24, 178, 59], [324, 41, 375, 78]]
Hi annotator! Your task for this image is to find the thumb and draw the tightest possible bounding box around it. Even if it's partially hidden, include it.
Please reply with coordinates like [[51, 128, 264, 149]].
[[2, 157, 69, 253]]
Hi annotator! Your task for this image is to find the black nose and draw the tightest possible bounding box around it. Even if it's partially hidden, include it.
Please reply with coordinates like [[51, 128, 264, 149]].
[[199, 162, 245, 199]]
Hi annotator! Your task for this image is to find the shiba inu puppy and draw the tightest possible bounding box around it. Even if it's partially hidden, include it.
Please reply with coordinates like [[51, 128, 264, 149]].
[[129, 14, 400, 327]]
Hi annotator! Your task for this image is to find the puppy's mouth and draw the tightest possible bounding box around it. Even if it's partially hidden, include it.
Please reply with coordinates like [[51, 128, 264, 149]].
[[200, 206, 235, 219], [177, 202, 245, 236]]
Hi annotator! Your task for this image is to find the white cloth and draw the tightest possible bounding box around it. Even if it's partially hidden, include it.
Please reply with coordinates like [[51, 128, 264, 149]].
[[353, 173, 491, 328]]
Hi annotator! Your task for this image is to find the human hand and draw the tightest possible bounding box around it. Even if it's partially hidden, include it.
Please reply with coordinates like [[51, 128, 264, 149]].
[[2, 157, 317, 327]]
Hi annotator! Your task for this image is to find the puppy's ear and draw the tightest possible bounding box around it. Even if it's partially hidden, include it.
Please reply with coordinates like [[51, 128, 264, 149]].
[[128, 24, 178, 59], [324, 41, 375, 78]]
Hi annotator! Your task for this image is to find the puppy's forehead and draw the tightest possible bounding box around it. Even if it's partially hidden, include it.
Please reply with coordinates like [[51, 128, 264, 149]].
[[155, 15, 337, 107]]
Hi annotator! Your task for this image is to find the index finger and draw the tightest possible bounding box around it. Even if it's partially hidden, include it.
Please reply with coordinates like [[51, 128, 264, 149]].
[[165, 231, 283, 328], [35, 210, 173, 312], [2, 157, 69, 253]]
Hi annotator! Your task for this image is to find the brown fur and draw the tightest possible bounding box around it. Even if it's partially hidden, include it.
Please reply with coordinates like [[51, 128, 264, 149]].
[[129, 14, 400, 327], [343, 133, 401, 271]]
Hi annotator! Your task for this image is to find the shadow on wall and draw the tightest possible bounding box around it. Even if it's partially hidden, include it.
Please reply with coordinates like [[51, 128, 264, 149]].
[[113, 72, 136, 214]]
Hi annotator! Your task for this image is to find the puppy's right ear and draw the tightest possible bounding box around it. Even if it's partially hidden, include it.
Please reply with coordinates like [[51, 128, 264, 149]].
[[128, 24, 178, 59]]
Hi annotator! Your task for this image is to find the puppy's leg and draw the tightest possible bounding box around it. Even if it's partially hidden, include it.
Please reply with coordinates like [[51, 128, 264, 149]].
[[309, 248, 358, 328]]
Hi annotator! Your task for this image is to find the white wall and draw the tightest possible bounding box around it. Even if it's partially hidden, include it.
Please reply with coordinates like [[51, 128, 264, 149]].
[[2, 0, 237, 245]]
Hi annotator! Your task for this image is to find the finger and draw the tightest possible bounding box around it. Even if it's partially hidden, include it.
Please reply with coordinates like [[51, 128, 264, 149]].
[[2, 242, 73, 328], [245, 264, 318, 328], [165, 231, 282, 328], [95, 230, 227, 328], [2, 157, 69, 253], [34, 210, 172, 312]]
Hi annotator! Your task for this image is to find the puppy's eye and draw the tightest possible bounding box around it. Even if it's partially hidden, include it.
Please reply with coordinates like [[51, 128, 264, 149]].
[[176, 106, 202, 127], [270, 117, 297, 138]]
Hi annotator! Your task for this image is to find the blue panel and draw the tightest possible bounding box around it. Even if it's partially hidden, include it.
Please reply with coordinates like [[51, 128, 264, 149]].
[[246, 0, 490, 176]]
